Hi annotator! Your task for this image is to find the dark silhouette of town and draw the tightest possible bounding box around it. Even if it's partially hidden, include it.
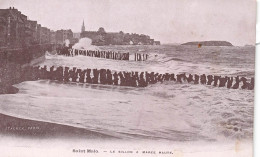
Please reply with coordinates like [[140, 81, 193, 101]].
[[80, 21, 160, 46], [0, 7, 160, 49]]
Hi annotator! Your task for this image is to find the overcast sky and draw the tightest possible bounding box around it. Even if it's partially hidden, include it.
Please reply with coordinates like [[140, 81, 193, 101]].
[[0, 0, 257, 45]]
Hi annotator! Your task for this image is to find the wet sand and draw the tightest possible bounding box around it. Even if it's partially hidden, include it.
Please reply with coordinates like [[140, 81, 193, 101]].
[[0, 113, 116, 140]]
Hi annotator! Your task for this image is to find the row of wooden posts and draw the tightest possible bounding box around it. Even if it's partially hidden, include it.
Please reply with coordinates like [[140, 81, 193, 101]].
[[57, 47, 130, 60], [57, 47, 148, 61], [21, 65, 254, 90], [134, 53, 149, 61]]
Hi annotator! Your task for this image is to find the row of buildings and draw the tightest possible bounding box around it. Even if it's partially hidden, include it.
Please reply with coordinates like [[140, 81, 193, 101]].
[[0, 7, 75, 48], [0, 7, 160, 49], [80, 21, 160, 46]]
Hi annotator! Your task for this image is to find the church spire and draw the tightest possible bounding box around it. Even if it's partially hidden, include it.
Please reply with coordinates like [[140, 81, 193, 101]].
[[81, 20, 85, 32]]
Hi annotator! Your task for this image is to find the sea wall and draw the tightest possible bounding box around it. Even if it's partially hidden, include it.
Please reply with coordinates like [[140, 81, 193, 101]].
[[0, 44, 55, 65], [0, 44, 56, 94]]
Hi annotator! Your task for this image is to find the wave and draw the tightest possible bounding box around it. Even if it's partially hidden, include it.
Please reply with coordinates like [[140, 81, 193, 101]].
[[230, 71, 255, 77], [0, 45, 254, 143]]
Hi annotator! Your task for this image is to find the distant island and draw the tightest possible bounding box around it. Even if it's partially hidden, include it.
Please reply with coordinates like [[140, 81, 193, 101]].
[[181, 41, 233, 46]]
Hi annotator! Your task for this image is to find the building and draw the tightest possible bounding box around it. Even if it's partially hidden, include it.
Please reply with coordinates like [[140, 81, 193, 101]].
[[80, 21, 160, 46], [154, 41, 160, 45], [40, 27, 51, 44], [80, 30, 104, 45], [73, 32, 80, 39], [36, 24, 41, 44], [50, 30, 56, 44], [55, 29, 73, 44], [0, 7, 52, 48], [81, 20, 85, 33], [26, 20, 38, 45], [0, 7, 28, 47]]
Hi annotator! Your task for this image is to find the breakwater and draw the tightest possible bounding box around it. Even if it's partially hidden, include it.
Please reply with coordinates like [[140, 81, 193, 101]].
[[134, 53, 148, 61], [1, 65, 253, 90], [57, 47, 149, 61], [57, 48, 130, 60]]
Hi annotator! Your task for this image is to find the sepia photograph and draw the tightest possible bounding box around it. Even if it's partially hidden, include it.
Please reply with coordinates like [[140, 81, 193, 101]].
[[0, 0, 257, 156]]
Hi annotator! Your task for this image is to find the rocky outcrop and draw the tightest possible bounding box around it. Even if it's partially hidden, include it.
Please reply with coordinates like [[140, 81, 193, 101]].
[[181, 41, 233, 46], [0, 84, 19, 94]]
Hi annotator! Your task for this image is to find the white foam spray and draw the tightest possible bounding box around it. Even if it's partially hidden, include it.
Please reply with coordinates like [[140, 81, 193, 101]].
[[72, 37, 99, 50], [64, 39, 70, 47]]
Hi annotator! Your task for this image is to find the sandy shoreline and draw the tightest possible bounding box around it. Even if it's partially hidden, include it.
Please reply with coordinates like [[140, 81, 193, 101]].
[[0, 113, 116, 140], [0, 113, 253, 157]]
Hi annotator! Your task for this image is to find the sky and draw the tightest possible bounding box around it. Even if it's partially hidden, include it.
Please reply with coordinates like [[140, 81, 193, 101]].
[[0, 0, 257, 45]]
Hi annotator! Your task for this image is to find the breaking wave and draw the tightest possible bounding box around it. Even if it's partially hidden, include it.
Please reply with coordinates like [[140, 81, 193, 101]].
[[0, 45, 255, 142]]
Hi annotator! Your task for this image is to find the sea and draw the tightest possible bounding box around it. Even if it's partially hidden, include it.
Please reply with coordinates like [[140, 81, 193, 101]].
[[0, 44, 255, 155]]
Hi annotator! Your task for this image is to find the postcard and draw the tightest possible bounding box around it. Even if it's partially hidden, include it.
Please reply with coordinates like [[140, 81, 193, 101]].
[[0, 0, 256, 156]]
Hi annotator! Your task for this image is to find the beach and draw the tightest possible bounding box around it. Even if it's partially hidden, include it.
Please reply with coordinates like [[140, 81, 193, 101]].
[[0, 45, 255, 156]]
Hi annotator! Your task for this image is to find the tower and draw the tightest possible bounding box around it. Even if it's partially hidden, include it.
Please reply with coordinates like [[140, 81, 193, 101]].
[[81, 20, 85, 33]]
